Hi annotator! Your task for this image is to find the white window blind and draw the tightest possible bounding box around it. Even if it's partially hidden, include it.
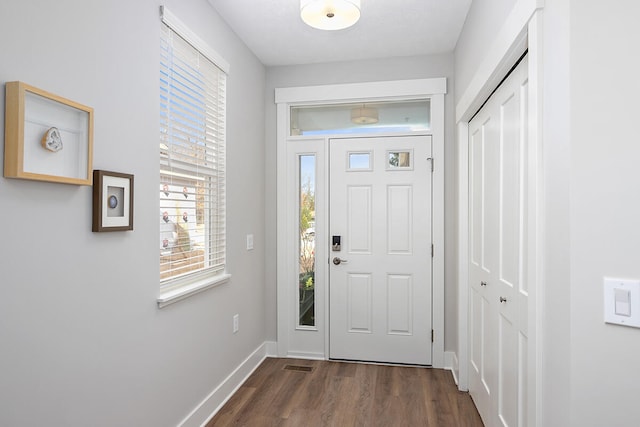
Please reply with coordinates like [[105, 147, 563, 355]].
[[159, 20, 227, 286]]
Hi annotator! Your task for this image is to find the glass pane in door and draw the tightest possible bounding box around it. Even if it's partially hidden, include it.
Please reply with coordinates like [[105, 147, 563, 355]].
[[299, 155, 316, 326]]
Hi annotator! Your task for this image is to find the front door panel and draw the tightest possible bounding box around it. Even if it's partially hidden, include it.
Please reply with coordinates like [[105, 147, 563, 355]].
[[329, 135, 432, 365]]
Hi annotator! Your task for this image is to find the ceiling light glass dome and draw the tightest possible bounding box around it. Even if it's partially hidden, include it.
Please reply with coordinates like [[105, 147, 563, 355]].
[[300, 0, 361, 31]]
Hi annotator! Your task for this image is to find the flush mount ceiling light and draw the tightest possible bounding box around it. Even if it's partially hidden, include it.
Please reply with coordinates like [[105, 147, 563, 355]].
[[351, 105, 379, 124], [300, 0, 361, 31]]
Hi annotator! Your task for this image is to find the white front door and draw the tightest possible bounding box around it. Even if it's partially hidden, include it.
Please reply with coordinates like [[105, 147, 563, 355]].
[[329, 135, 433, 365], [468, 55, 529, 426]]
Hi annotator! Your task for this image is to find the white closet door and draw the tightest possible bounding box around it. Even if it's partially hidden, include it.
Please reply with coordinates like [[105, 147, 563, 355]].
[[469, 55, 529, 427]]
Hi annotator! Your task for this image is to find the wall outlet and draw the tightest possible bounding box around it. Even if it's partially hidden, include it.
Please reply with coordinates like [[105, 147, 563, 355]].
[[233, 314, 239, 333]]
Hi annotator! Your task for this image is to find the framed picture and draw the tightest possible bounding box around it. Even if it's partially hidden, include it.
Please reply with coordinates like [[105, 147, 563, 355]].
[[92, 170, 134, 232], [4, 81, 93, 185]]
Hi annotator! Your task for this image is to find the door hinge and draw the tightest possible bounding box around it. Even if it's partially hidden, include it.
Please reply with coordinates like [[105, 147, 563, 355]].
[[427, 157, 434, 172], [431, 329, 434, 343], [431, 244, 434, 258]]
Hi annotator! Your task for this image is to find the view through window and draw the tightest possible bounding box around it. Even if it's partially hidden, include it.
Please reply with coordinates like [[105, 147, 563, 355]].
[[299, 155, 315, 326]]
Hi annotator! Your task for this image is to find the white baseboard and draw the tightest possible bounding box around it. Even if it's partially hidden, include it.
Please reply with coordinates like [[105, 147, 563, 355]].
[[265, 340, 278, 357], [178, 342, 271, 427], [444, 351, 460, 386]]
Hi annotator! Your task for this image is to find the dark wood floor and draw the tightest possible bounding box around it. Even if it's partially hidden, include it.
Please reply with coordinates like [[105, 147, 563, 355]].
[[207, 358, 483, 426]]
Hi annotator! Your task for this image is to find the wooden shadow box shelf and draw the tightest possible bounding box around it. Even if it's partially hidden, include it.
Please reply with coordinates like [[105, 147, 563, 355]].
[[4, 81, 93, 185]]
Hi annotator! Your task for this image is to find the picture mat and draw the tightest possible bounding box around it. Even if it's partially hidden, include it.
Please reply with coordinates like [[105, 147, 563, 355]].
[[102, 176, 130, 227], [22, 91, 89, 179]]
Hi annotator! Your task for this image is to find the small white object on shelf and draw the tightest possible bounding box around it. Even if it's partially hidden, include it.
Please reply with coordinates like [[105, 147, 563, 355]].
[[41, 127, 63, 152]]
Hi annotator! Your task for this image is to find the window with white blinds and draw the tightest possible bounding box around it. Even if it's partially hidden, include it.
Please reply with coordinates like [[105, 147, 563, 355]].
[[159, 17, 227, 288]]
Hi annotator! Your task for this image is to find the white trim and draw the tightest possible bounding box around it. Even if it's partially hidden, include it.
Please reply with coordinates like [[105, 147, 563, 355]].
[[455, 0, 542, 123], [444, 351, 460, 385], [160, 5, 230, 74], [322, 138, 331, 363], [178, 342, 268, 427], [276, 102, 290, 357], [527, 13, 545, 427], [275, 78, 447, 104], [455, 1, 544, 425], [276, 78, 446, 368], [265, 341, 278, 357], [157, 273, 231, 308], [431, 93, 445, 369], [456, 121, 470, 391]]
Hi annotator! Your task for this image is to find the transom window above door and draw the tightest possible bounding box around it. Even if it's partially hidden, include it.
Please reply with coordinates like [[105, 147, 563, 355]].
[[290, 99, 430, 136]]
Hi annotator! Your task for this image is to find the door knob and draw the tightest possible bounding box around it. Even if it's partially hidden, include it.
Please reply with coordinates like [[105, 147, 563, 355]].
[[480, 281, 487, 287], [500, 296, 507, 303], [332, 257, 348, 265]]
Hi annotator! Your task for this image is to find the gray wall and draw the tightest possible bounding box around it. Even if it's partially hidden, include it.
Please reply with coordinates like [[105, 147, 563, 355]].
[[454, 0, 518, 105], [0, 0, 265, 426], [570, 1, 640, 425], [264, 54, 459, 352]]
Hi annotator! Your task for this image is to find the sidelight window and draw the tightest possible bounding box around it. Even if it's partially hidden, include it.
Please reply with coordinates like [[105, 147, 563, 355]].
[[299, 155, 316, 327]]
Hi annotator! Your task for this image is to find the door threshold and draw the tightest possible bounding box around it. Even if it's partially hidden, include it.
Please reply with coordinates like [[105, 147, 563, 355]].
[[329, 358, 432, 368]]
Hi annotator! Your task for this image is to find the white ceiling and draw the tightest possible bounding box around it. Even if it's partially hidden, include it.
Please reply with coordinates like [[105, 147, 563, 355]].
[[207, 0, 473, 67]]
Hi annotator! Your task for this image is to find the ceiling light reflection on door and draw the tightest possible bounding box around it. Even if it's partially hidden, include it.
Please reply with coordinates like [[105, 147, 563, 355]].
[[300, 0, 361, 31]]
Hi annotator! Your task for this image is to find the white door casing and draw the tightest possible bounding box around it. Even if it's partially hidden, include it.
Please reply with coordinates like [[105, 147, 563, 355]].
[[329, 135, 433, 365], [468, 56, 529, 426], [275, 79, 446, 367]]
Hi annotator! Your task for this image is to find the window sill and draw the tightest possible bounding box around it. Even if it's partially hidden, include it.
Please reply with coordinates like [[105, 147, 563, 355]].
[[157, 273, 231, 308]]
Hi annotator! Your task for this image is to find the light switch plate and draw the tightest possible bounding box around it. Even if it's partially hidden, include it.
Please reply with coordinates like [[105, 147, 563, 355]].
[[246, 234, 254, 250], [604, 278, 640, 328]]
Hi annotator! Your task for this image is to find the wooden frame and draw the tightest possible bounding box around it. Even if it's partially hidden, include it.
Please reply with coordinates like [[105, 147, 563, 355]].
[[92, 170, 134, 232], [4, 81, 94, 185]]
